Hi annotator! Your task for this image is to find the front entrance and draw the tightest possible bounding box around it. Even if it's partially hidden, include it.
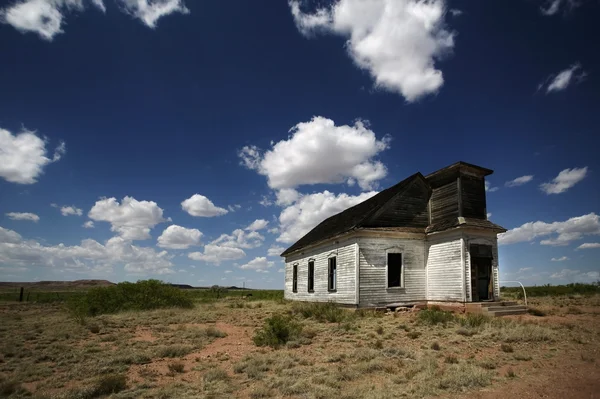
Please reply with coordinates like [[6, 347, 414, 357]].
[[470, 244, 494, 301]]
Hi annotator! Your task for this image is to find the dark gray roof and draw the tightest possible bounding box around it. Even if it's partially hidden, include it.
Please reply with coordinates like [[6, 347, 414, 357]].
[[426, 217, 507, 234]]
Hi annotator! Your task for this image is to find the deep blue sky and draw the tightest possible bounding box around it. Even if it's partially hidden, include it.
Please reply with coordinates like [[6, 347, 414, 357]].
[[1, 0, 598, 287]]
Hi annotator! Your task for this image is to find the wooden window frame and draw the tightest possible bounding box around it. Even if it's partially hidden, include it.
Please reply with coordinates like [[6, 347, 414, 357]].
[[386, 249, 404, 289], [307, 259, 315, 293], [327, 256, 337, 292], [292, 263, 298, 293]]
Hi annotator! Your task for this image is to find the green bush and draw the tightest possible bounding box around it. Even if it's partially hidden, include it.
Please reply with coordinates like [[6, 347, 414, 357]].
[[68, 280, 193, 316], [502, 283, 598, 298], [417, 306, 455, 326], [253, 314, 302, 348], [458, 313, 490, 328], [290, 301, 350, 323]]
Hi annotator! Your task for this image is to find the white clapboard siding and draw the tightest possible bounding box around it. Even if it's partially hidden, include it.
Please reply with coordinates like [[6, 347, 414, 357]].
[[426, 233, 464, 301], [463, 234, 500, 301], [357, 237, 426, 307], [284, 238, 357, 305]]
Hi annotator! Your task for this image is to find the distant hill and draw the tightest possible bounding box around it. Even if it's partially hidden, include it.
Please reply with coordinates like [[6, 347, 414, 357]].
[[0, 280, 115, 289]]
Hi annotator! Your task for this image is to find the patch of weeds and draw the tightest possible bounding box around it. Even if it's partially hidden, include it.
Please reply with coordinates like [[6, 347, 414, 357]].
[[205, 326, 227, 338], [71, 373, 127, 398], [87, 323, 101, 334], [372, 339, 384, 349], [0, 379, 29, 397], [581, 353, 595, 363], [506, 368, 516, 378], [527, 307, 546, 317], [375, 325, 384, 335], [168, 361, 185, 373], [459, 313, 490, 328], [250, 385, 273, 398], [326, 354, 346, 363], [445, 355, 459, 364], [253, 314, 302, 348], [438, 364, 491, 391], [407, 331, 421, 339], [456, 327, 475, 337], [203, 368, 229, 383], [291, 301, 351, 323], [479, 359, 496, 370], [431, 342, 441, 351], [566, 306, 583, 315], [417, 306, 455, 326], [514, 354, 532, 361], [382, 348, 414, 359], [500, 343, 514, 353], [398, 324, 410, 332], [155, 345, 194, 358]]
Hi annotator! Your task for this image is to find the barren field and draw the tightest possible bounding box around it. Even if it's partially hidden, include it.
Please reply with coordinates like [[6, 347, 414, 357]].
[[1, 295, 599, 399]]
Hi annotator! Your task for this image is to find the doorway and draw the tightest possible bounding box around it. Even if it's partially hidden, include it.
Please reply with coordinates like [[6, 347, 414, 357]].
[[470, 244, 494, 302]]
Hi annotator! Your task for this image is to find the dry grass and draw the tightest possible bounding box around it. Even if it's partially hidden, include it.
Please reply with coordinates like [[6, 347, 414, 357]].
[[0, 294, 598, 398]]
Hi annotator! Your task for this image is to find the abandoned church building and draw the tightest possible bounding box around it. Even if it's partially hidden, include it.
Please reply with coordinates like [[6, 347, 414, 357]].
[[281, 162, 509, 309]]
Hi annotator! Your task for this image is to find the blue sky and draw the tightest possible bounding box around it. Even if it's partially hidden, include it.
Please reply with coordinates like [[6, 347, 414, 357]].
[[0, 0, 598, 288]]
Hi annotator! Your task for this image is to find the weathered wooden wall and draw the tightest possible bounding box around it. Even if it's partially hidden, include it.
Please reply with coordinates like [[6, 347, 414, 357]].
[[430, 180, 459, 223], [364, 180, 430, 228], [357, 237, 426, 307], [461, 176, 486, 219], [284, 238, 357, 304], [426, 231, 464, 301]]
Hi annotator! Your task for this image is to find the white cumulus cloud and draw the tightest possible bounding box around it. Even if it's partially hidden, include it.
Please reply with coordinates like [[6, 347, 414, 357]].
[[576, 243, 600, 250], [117, 0, 189, 28], [89, 196, 168, 240], [0, 226, 23, 243], [188, 244, 246, 265], [499, 213, 600, 246], [289, 0, 455, 102], [181, 194, 228, 217], [239, 256, 274, 272], [505, 175, 533, 187], [0, 127, 65, 184], [277, 189, 378, 243], [157, 225, 202, 249], [267, 245, 285, 257], [484, 181, 499, 193], [82, 221, 95, 228], [6, 212, 40, 222], [540, 167, 587, 194], [212, 229, 265, 249], [246, 219, 269, 231], [60, 206, 83, 216], [550, 268, 599, 283], [240, 116, 390, 190]]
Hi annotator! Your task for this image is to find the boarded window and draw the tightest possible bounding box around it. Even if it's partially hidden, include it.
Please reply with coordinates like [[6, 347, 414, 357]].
[[308, 260, 314, 292], [387, 253, 402, 288], [292, 264, 298, 293], [328, 257, 337, 291]]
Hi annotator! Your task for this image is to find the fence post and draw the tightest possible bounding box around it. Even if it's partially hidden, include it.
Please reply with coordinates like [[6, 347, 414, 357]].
[[19, 287, 24, 302]]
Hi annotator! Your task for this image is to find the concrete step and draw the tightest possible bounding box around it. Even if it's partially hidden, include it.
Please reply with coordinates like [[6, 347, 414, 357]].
[[484, 305, 527, 312], [484, 307, 528, 317]]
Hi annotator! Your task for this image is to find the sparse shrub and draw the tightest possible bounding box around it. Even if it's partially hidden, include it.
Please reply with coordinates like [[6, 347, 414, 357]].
[[407, 331, 421, 339], [417, 306, 455, 326], [445, 355, 459, 364], [500, 343, 514, 353], [87, 323, 100, 334], [168, 361, 185, 373], [566, 306, 583, 315], [459, 313, 490, 328], [372, 339, 383, 349], [206, 326, 227, 338], [92, 373, 127, 396], [253, 314, 302, 348], [431, 342, 441, 351], [291, 302, 350, 323], [479, 360, 496, 369], [398, 324, 410, 332], [156, 345, 194, 358], [506, 368, 516, 378], [203, 368, 229, 383], [438, 364, 491, 391], [68, 280, 194, 317], [375, 325, 384, 335], [581, 353, 595, 363], [250, 385, 273, 398], [514, 354, 532, 361], [456, 327, 475, 337], [527, 307, 546, 317], [0, 379, 29, 397]]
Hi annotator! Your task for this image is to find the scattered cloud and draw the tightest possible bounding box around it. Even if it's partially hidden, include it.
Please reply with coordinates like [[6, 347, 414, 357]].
[[6, 212, 40, 222], [576, 243, 600, 250], [499, 212, 600, 246], [240, 116, 390, 190], [60, 206, 83, 216], [268, 227, 279, 234], [289, 0, 455, 102], [505, 175, 533, 187], [245, 219, 269, 231], [277, 190, 378, 243], [518, 267, 533, 273], [551, 256, 569, 262], [539, 167, 587, 194], [538, 63, 587, 93], [188, 244, 246, 265], [258, 196, 273, 207], [89, 196, 168, 240], [449, 8, 462, 16], [212, 229, 265, 249], [117, 0, 189, 28], [239, 256, 274, 272], [227, 204, 241, 212], [540, 0, 580, 16], [0, 227, 174, 274], [484, 181, 499, 192], [550, 269, 599, 283], [157, 225, 202, 249], [267, 245, 285, 257], [82, 221, 95, 229], [276, 188, 300, 206], [0, 0, 188, 41], [0, 127, 64, 184], [181, 194, 228, 217]]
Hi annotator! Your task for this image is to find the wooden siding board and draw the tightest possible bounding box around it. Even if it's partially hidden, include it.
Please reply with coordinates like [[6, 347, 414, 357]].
[[430, 181, 459, 223], [461, 176, 486, 219], [357, 237, 426, 307], [365, 180, 430, 228], [426, 233, 464, 301], [284, 239, 357, 304]]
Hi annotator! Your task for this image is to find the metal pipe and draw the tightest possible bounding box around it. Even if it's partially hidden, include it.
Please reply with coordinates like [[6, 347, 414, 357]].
[[499, 280, 527, 307]]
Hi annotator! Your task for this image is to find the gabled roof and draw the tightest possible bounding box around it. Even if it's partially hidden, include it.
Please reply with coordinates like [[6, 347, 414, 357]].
[[280, 173, 426, 257]]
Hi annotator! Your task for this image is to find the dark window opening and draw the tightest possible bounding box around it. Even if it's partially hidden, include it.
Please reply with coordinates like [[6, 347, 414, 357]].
[[292, 264, 298, 293], [387, 253, 402, 288], [308, 261, 314, 292], [328, 257, 337, 291]]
